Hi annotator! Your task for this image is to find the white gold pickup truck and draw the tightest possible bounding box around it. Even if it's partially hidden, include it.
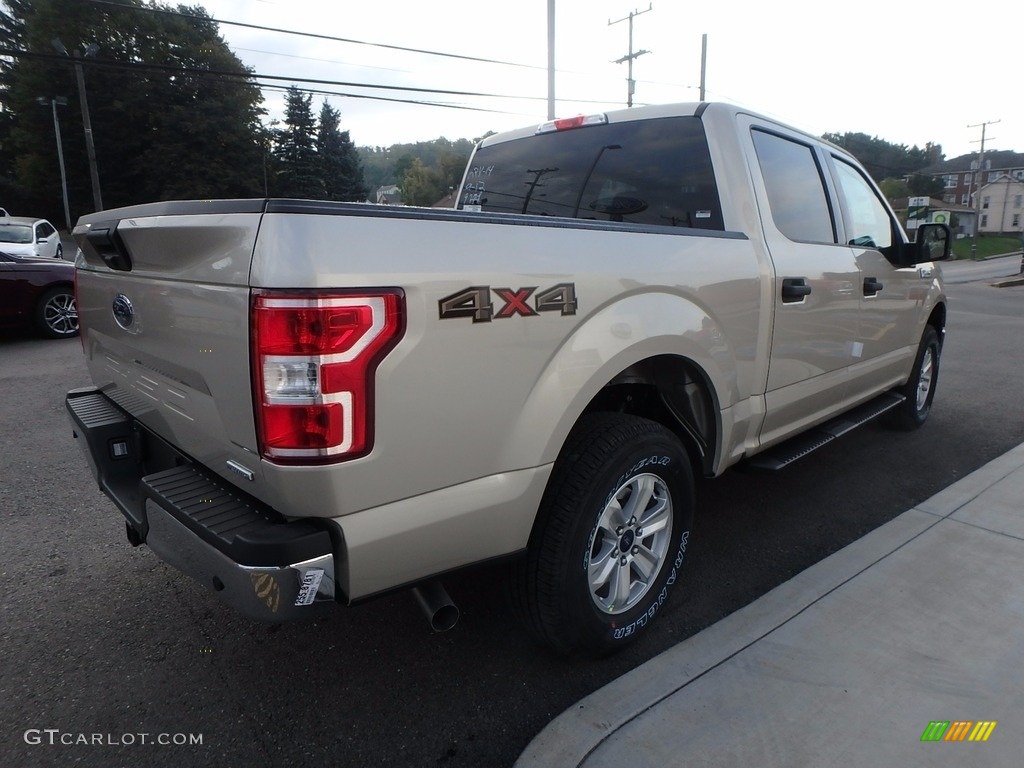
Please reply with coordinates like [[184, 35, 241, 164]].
[[66, 102, 950, 655]]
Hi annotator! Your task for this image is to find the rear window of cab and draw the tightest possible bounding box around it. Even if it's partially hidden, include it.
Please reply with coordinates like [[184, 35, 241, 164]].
[[460, 116, 724, 231]]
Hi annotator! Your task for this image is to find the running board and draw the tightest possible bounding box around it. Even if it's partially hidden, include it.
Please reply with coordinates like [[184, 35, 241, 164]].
[[744, 392, 905, 471]]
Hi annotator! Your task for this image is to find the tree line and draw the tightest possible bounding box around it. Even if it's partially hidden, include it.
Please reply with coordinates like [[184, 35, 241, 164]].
[[823, 132, 946, 198], [0, 0, 370, 225]]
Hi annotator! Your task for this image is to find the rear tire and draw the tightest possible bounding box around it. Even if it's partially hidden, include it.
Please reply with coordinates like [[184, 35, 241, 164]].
[[513, 413, 694, 656], [886, 325, 940, 430]]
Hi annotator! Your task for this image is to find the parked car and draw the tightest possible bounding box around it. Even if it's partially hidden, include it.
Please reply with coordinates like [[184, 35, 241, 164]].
[[0, 251, 78, 338], [0, 216, 63, 259]]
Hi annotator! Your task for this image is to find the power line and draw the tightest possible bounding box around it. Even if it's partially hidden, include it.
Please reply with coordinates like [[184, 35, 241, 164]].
[[0, 47, 538, 101], [75, 0, 693, 107], [1, 47, 617, 109], [257, 82, 526, 116], [83, 0, 547, 71]]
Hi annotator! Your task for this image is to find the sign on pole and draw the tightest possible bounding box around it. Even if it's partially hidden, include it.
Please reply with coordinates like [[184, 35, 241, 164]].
[[907, 196, 930, 230]]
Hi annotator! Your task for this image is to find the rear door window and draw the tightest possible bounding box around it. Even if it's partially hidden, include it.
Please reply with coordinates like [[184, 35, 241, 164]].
[[460, 116, 724, 230]]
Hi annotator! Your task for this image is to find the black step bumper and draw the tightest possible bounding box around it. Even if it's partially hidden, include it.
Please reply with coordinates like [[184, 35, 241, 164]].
[[66, 387, 337, 621]]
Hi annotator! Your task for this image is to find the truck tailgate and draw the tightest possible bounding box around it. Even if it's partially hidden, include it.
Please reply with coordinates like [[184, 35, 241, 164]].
[[74, 202, 265, 487]]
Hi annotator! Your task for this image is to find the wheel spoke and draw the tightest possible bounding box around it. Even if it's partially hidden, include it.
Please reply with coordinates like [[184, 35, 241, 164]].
[[588, 545, 617, 593], [631, 545, 659, 583], [613, 560, 633, 608], [603, 495, 628, 531], [620, 475, 655, 522], [638, 494, 670, 533]]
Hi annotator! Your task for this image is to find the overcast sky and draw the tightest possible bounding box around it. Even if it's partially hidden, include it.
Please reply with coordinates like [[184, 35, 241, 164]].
[[197, 0, 1017, 160]]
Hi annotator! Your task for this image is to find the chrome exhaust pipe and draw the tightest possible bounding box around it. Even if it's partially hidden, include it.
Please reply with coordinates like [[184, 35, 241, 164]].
[[411, 580, 459, 632]]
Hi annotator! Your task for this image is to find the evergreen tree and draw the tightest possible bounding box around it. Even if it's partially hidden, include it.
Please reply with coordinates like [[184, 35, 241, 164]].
[[400, 158, 445, 206], [316, 100, 367, 202], [273, 86, 320, 199]]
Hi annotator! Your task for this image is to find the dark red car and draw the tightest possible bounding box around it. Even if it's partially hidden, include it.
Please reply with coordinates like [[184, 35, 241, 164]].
[[0, 251, 78, 338]]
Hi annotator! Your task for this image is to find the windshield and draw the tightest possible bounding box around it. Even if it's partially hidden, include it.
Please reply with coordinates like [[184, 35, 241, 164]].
[[0, 224, 34, 244]]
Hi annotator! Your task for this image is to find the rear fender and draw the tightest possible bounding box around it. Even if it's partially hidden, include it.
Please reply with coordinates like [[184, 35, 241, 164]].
[[499, 292, 738, 471]]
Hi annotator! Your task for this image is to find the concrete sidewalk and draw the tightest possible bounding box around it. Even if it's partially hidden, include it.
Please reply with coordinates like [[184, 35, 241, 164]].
[[517, 442, 1024, 767]]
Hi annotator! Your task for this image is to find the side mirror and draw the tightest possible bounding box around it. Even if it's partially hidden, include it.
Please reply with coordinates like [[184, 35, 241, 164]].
[[901, 223, 950, 265]]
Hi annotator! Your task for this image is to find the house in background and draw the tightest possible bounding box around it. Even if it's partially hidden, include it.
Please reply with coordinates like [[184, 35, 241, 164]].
[[919, 150, 1024, 208], [977, 175, 1024, 234], [375, 185, 403, 205]]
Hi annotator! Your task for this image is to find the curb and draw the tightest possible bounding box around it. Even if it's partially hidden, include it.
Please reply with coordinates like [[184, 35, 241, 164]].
[[991, 276, 1024, 288]]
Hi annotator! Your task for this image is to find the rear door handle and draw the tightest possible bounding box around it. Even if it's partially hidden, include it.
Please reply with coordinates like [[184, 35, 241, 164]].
[[863, 277, 884, 296], [781, 277, 812, 303]]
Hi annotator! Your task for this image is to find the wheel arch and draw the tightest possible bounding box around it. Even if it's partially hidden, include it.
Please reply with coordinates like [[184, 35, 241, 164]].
[[927, 300, 946, 341], [499, 292, 737, 479], [577, 356, 720, 477]]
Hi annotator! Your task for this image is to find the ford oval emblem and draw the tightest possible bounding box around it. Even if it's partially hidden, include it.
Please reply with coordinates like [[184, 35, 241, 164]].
[[112, 294, 135, 329]]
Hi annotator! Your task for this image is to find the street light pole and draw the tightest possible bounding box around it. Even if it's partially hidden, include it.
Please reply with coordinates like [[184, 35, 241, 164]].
[[37, 96, 72, 232], [53, 39, 103, 212]]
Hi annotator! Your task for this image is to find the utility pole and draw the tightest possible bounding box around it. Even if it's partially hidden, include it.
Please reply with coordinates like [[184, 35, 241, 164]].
[[53, 39, 103, 212], [609, 4, 652, 108], [967, 119, 999, 260], [37, 96, 72, 232], [547, 0, 556, 119], [699, 33, 707, 101]]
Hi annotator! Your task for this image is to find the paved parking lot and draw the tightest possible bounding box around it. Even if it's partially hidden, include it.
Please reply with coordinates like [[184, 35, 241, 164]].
[[1, 276, 1022, 767]]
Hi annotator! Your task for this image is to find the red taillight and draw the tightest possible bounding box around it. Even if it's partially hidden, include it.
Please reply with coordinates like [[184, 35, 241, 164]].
[[252, 290, 404, 463], [536, 113, 609, 134]]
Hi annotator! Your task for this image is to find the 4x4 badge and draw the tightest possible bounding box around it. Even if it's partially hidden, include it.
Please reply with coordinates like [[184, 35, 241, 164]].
[[439, 283, 577, 323]]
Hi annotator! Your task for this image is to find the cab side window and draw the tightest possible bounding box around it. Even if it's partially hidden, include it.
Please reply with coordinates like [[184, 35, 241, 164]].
[[751, 130, 836, 244], [830, 158, 893, 251]]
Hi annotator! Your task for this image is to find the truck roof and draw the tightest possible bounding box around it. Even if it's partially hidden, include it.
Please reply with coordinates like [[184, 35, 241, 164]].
[[478, 102, 836, 154]]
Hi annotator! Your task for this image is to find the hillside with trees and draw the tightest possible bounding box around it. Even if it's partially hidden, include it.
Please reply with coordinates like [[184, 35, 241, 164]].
[[359, 137, 478, 206], [823, 132, 946, 198]]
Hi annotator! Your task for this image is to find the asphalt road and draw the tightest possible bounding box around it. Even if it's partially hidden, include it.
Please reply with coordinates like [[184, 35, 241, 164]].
[[1, 276, 1022, 768]]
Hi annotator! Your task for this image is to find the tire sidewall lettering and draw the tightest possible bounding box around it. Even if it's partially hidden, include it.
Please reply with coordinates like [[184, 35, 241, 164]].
[[611, 533, 689, 641]]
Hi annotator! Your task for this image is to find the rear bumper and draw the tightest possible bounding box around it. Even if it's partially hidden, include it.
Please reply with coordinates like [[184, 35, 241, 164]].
[[65, 386, 337, 621]]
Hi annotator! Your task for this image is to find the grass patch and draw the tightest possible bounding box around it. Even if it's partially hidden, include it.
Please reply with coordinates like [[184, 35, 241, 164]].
[[951, 235, 1022, 260]]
